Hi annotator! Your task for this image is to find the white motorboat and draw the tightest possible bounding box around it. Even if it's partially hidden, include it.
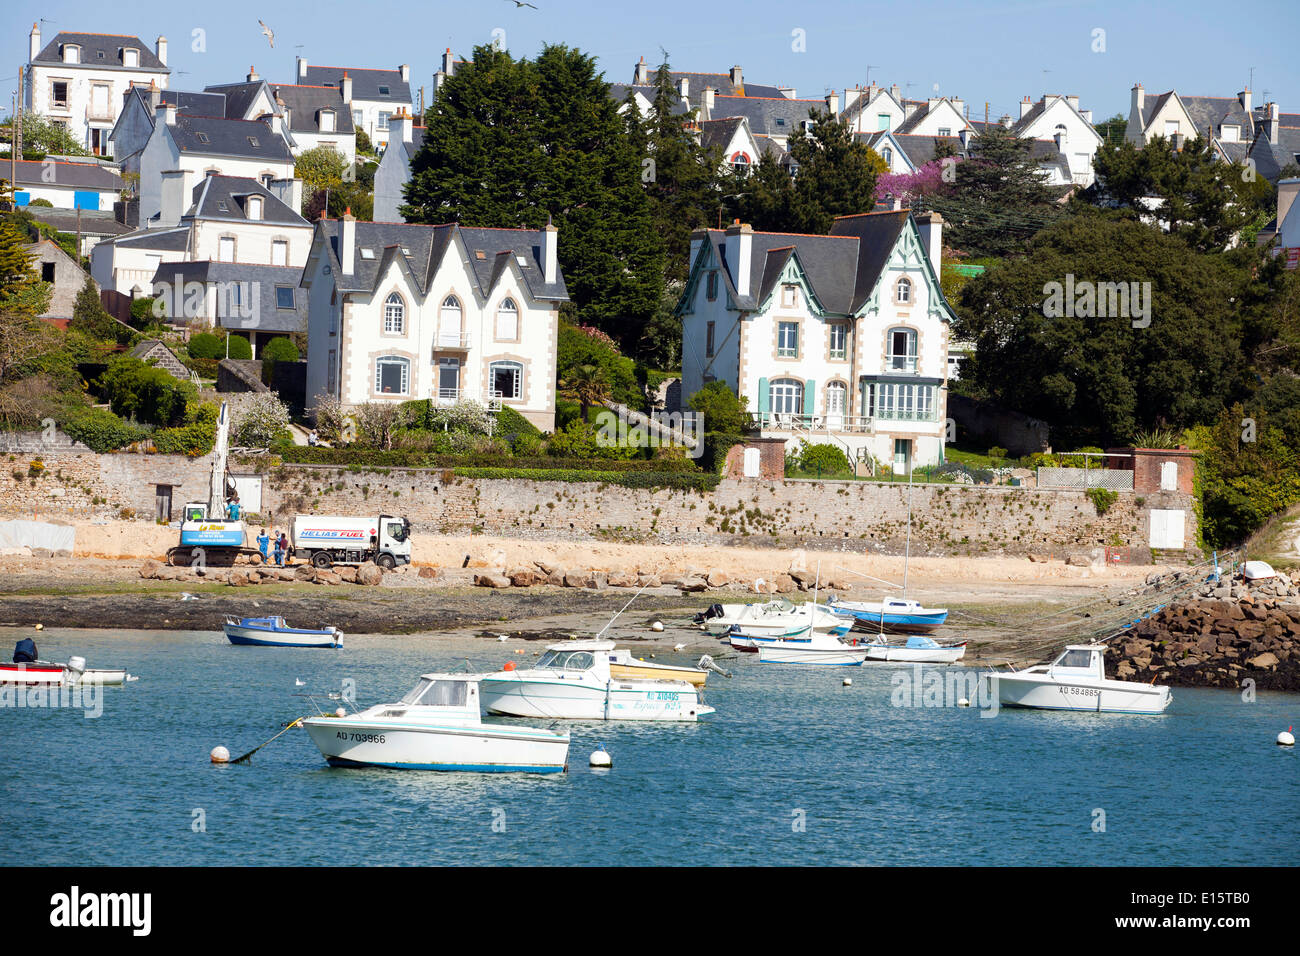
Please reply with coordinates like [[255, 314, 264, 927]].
[[862, 634, 968, 663], [0, 657, 133, 686], [700, 599, 850, 639], [302, 674, 570, 773], [985, 643, 1172, 714], [756, 630, 870, 666], [479, 640, 715, 721]]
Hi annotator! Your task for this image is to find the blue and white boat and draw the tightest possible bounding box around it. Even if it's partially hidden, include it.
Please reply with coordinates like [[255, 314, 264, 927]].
[[862, 633, 967, 663], [830, 597, 949, 634], [223, 616, 343, 648]]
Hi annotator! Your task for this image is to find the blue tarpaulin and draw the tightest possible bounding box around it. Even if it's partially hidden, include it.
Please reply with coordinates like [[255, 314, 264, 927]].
[[13, 638, 38, 663]]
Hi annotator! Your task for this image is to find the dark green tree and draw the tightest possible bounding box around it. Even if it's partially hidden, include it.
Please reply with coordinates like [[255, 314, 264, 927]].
[[71, 276, 128, 343]]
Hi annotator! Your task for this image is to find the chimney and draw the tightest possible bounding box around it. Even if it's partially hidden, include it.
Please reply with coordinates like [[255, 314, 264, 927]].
[[541, 216, 558, 284], [297, 56, 308, 80], [1020, 96, 1033, 119], [689, 228, 707, 267], [1080, 108, 1093, 124], [702, 87, 716, 111], [778, 86, 797, 100], [1055, 129, 1068, 151], [1238, 88, 1252, 114], [340, 73, 353, 105], [677, 76, 690, 99], [915, 211, 943, 275], [399, 64, 409, 83], [1066, 94, 1079, 111], [442, 49, 455, 77], [729, 65, 743, 92], [889, 84, 900, 102], [162, 102, 177, 126], [338, 210, 355, 275], [952, 97, 965, 117], [1131, 82, 1145, 120], [634, 56, 649, 85], [149, 81, 161, 111], [999, 114, 1012, 128], [724, 220, 752, 297], [269, 177, 303, 215], [29, 22, 40, 62], [958, 128, 970, 149], [247, 65, 258, 82], [826, 90, 839, 114], [155, 36, 167, 67], [389, 108, 413, 145], [904, 102, 919, 119], [160, 169, 187, 225], [1265, 102, 1280, 145], [1277, 178, 1300, 234]]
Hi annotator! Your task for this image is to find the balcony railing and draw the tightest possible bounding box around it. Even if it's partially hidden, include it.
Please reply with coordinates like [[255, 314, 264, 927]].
[[433, 388, 503, 411], [755, 409, 939, 432], [433, 331, 471, 350]]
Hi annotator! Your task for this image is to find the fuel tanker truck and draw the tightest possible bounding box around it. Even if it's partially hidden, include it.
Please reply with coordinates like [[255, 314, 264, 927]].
[[290, 514, 412, 569]]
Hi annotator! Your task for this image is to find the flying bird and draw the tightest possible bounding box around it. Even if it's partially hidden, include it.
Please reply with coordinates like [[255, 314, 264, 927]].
[[504, 0, 539, 8], [258, 20, 275, 48]]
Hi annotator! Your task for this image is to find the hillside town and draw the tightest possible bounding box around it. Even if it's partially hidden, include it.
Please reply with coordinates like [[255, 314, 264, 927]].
[[1, 6, 1298, 886]]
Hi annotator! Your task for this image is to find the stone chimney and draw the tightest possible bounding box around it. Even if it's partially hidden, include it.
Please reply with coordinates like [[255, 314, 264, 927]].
[[1020, 96, 1033, 119], [1238, 88, 1252, 114], [161, 102, 177, 126], [1080, 109, 1093, 124], [149, 81, 161, 111], [541, 217, 558, 284], [156, 36, 167, 67], [729, 65, 743, 90], [297, 56, 308, 80], [724, 220, 752, 297], [340, 73, 353, 105], [29, 22, 40, 62], [1131, 82, 1145, 123], [1265, 102, 1280, 145], [442, 49, 455, 77], [268, 177, 303, 215], [889, 84, 900, 102], [389, 108, 413, 145], [778, 86, 797, 100], [677, 76, 690, 99], [159, 169, 188, 225], [826, 90, 839, 114], [338, 210, 356, 275], [702, 88, 716, 111], [1066, 94, 1079, 111], [247, 65, 258, 82], [399, 64, 409, 83], [634, 56, 649, 85], [915, 211, 943, 275], [1277, 178, 1300, 233], [904, 102, 919, 119]]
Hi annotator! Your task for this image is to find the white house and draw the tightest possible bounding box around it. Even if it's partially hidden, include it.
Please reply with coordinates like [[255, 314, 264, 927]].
[[24, 24, 170, 155], [92, 173, 308, 296], [266, 82, 357, 164], [895, 97, 972, 138], [1006, 94, 1102, 187], [373, 109, 424, 222], [302, 216, 568, 430], [110, 85, 232, 176], [842, 84, 909, 136], [135, 105, 296, 225], [295, 58, 413, 149], [679, 210, 955, 472], [8, 158, 121, 211]]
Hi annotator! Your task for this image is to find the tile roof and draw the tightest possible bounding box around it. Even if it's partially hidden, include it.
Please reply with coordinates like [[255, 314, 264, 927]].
[[31, 32, 168, 71], [301, 66, 410, 103]]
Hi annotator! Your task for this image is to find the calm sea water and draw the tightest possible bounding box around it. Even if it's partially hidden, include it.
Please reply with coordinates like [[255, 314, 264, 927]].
[[2, 626, 1296, 866]]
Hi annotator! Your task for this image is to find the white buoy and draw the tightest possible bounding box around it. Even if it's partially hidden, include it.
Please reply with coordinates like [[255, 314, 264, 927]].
[[842, 677, 852, 686], [1279, 727, 1295, 747], [210, 745, 230, 764], [498, 634, 509, 641], [334, 707, 347, 718], [957, 698, 971, 707], [34, 623, 43, 631], [589, 745, 612, 768], [650, 621, 665, 632]]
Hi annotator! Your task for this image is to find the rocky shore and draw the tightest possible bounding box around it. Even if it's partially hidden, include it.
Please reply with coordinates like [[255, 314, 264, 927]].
[[1106, 567, 1300, 691]]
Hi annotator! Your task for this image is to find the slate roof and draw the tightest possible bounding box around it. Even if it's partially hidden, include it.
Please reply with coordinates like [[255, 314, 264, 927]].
[[609, 83, 692, 117], [400, 127, 426, 162], [896, 99, 969, 135], [186, 175, 308, 227], [31, 32, 168, 71], [663, 71, 783, 99], [1179, 95, 1254, 139], [1249, 128, 1300, 182], [202, 81, 269, 120], [701, 117, 746, 152], [111, 226, 190, 251], [24, 207, 132, 237], [301, 66, 410, 103], [168, 114, 292, 162], [860, 132, 965, 167], [691, 210, 920, 315], [702, 94, 821, 137], [9, 159, 121, 190], [159, 90, 228, 117], [267, 84, 354, 135], [316, 221, 568, 302], [149, 261, 310, 332]]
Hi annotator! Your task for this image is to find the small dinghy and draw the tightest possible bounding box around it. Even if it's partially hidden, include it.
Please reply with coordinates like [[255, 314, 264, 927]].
[[830, 597, 949, 633], [863, 634, 968, 663], [1242, 560, 1276, 581], [0, 657, 133, 686], [223, 616, 343, 648]]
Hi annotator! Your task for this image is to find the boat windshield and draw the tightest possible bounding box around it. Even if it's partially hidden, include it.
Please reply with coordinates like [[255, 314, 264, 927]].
[[1056, 649, 1096, 669], [400, 679, 468, 706], [535, 650, 595, 672]]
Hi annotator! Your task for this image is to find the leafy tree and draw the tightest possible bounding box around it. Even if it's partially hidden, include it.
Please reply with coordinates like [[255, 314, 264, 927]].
[[70, 276, 128, 343], [688, 381, 748, 434], [233, 393, 292, 447], [918, 124, 1062, 258], [557, 321, 642, 409], [294, 146, 350, 213], [97, 356, 197, 427], [355, 129, 375, 156], [355, 401, 401, 450], [402, 44, 664, 349], [0, 114, 90, 156], [1093, 112, 1128, 148]]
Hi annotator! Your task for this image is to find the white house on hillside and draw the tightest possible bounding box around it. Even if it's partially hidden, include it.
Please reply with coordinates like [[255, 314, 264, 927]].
[[679, 210, 955, 472], [295, 58, 413, 149], [24, 24, 170, 155], [8, 158, 122, 210], [1006, 94, 1102, 186], [302, 216, 569, 430]]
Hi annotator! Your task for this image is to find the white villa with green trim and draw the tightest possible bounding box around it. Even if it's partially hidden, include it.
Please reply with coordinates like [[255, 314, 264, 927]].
[[678, 210, 954, 472]]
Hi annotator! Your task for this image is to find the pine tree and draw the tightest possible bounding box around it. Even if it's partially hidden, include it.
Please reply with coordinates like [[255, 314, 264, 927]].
[[71, 275, 124, 342]]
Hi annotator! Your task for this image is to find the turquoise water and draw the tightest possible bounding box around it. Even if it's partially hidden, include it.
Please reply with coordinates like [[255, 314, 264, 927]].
[[3, 627, 1296, 866]]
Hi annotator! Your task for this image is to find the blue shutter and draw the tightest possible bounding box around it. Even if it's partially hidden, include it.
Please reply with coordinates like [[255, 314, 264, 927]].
[[74, 191, 98, 210], [14, 191, 30, 206], [803, 379, 815, 416], [757, 377, 769, 415]]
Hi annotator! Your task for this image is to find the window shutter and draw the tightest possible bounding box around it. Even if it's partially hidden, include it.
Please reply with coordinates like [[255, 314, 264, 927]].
[[757, 377, 769, 415], [803, 379, 815, 416]]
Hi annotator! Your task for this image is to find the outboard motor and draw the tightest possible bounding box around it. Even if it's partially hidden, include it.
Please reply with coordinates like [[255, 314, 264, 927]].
[[692, 604, 725, 624], [66, 656, 87, 677], [13, 638, 37, 663]]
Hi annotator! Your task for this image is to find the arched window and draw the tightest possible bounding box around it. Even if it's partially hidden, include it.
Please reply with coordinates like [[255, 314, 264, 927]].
[[439, 295, 462, 347], [496, 298, 518, 340], [825, 381, 847, 423], [490, 360, 523, 401], [881, 147, 893, 166], [245, 196, 263, 221], [895, 277, 912, 304], [384, 292, 405, 334], [887, 327, 918, 372], [375, 355, 410, 395], [769, 378, 803, 417]]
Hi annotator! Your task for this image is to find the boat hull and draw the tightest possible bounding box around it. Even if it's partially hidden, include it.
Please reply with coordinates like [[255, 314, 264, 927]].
[[608, 662, 707, 686], [480, 676, 710, 721], [0, 664, 127, 685], [987, 673, 1172, 714], [757, 643, 869, 666], [863, 642, 967, 663], [303, 717, 569, 773], [224, 623, 342, 648], [836, 608, 948, 634]]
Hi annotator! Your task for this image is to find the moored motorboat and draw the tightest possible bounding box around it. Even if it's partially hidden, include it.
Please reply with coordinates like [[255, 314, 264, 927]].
[[701, 599, 850, 639], [2, 644, 133, 685], [830, 597, 949, 633], [302, 674, 569, 773], [862, 634, 968, 663], [755, 630, 870, 666], [606, 648, 708, 686], [984, 643, 1172, 714], [480, 640, 715, 721], [223, 616, 343, 648]]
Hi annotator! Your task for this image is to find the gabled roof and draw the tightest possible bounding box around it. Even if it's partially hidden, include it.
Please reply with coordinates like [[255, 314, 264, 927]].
[[160, 89, 228, 117], [700, 116, 747, 152], [9, 158, 121, 190], [828, 210, 913, 311], [1249, 128, 1300, 182], [1179, 94, 1254, 139], [702, 94, 821, 137], [24, 207, 132, 238], [111, 226, 190, 251], [186, 175, 308, 227], [168, 114, 292, 162], [314, 221, 568, 302], [202, 80, 271, 120], [148, 261, 309, 332], [659, 70, 783, 99], [609, 83, 692, 117], [896, 98, 970, 135], [268, 84, 355, 135], [301, 66, 410, 103], [31, 31, 168, 71], [860, 132, 965, 168]]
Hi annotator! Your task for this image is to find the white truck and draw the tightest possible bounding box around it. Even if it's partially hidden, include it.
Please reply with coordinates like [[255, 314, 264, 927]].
[[290, 514, 412, 570]]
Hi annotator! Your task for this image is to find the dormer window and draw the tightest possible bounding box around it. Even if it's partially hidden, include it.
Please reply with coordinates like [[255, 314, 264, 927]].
[[62, 44, 81, 64], [1221, 124, 1239, 142], [248, 136, 260, 148], [246, 196, 263, 220], [360, 248, 375, 260], [319, 109, 335, 132], [123, 48, 139, 68], [196, 132, 210, 144]]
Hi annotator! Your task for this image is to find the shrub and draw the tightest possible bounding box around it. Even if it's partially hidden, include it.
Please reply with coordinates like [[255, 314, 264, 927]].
[[233, 393, 292, 448], [796, 442, 854, 477], [259, 337, 300, 363], [187, 333, 224, 360], [688, 382, 749, 435], [1087, 487, 1119, 515], [96, 356, 197, 427], [310, 393, 350, 443], [152, 403, 218, 455], [28, 198, 54, 208], [60, 407, 146, 452], [700, 432, 746, 474], [226, 335, 252, 360]]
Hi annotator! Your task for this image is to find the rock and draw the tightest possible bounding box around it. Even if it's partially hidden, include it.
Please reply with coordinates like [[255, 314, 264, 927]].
[[592, 571, 609, 590], [677, 575, 708, 593], [706, 570, 731, 589], [356, 563, 384, 586], [417, 566, 439, 579], [509, 568, 539, 588], [474, 572, 512, 589], [547, 569, 566, 587], [1028, 553, 1050, 563], [139, 559, 162, 579], [228, 571, 249, 587], [564, 571, 596, 589], [1066, 552, 1092, 567], [335, 566, 358, 583], [636, 573, 662, 588], [1246, 651, 1279, 669], [772, 574, 797, 594], [607, 570, 637, 588], [790, 569, 819, 590], [249, 552, 264, 566], [316, 570, 342, 586], [294, 564, 316, 581], [534, 559, 559, 576]]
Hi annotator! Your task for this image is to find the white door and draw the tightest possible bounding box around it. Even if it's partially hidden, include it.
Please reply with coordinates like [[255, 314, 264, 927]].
[[229, 476, 263, 514], [893, 438, 910, 475], [1149, 509, 1185, 549], [742, 447, 760, 478], [1160, 461, 1178, 491], [826, 382, 846, 429]]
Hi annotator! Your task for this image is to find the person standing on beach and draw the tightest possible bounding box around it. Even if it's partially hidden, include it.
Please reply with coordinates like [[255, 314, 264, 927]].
[[273, 530, 284, 567], [279, 531, 291, 566], [256, 528, 270, 562]]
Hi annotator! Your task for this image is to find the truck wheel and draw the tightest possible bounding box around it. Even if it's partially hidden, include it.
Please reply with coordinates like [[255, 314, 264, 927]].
[[376, 553, 396, 570], [311, 551, 332, 569]]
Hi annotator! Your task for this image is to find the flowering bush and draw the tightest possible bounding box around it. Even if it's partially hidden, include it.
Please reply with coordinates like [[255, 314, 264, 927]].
[[875, 159, 958, 204]]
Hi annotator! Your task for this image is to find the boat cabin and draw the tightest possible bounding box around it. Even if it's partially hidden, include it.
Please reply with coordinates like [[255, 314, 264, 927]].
[[380, 675, 482, 721], [533, 641, 616, 680], [1048, 644, 1106, 679]]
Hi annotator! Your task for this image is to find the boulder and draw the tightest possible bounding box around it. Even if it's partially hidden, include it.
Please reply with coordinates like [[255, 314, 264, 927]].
[[1028, 553, 1050, 563], [564, 571, 596, 589], [356, 563, 384, 586], [1065, 552, 1092, 567], [316, 570, 342, 586], [474, 572, 512, 589], [706, 570, 731, 589], [294, 564, 316, 581], [139, 559, 162, 579], [547, 569, 567, 587], [228, 570, 249, 587], [676, 576, 708, 593], [417, 566, 439, 579], [772, 573, 797, 594], [790, 569, 819, 590], [509, 568, 539, 588], [636, 573, 662, 588], [1246, 651, 1279, 669], [335, 566, 358, 583], [607, 570, 637, 588], [534, 559, 560, 576]]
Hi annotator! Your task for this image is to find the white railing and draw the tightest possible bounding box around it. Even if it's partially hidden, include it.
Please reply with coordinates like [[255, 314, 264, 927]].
[[433, 331, 471, 350], [755, 410, 938, 431], [1036, 467, 1134, 491], [433, 388, 503, 411]]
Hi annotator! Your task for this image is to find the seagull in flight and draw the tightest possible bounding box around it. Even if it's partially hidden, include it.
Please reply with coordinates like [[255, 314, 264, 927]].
[[258, 20, 275, 48], [504, 0, 539, 8]]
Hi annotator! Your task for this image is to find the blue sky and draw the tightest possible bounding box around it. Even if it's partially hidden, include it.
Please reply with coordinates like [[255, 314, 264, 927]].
[[6, 0, 1298, 123]]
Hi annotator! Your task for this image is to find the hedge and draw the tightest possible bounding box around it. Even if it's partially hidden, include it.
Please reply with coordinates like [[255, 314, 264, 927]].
[[274, 446, 701, 473], [60, 408, 146, 453], [450, 467, 720, 491]]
